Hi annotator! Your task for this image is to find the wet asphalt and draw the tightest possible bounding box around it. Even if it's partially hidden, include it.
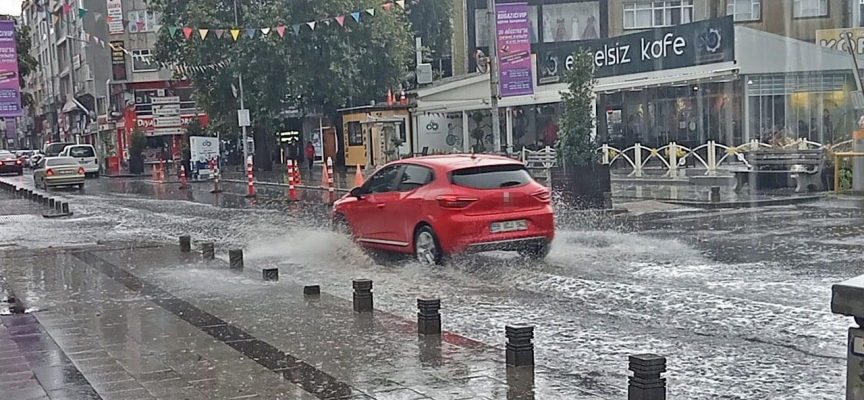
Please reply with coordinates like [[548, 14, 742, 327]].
[[0, 172, 859, 399]]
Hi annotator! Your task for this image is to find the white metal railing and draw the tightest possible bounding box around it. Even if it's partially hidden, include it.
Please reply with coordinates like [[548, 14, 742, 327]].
[[597, 139, 853, 178], [520, 146, 557, 169]]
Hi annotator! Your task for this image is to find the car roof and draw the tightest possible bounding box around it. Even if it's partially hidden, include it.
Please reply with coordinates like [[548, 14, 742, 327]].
[[397, 154, 524, 171], [45, 156, 75, 160], [66, 144, 94, 148]]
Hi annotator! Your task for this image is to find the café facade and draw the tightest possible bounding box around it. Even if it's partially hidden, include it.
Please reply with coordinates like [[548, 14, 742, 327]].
[[410, 15, 863, 156]]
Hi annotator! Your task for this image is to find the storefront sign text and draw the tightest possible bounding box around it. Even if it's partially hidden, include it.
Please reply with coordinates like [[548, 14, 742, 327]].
[[816, 28, 864, 55]]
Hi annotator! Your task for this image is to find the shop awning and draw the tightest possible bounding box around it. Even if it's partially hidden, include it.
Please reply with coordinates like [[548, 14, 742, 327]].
[[736, 26, 864, 75]]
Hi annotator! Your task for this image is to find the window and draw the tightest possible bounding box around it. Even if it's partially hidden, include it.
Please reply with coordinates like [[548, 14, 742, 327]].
[[47, 158, 78, 167], [68, 146, 95, 158], [127, 11, 161, 33], [793, 0, 827, 18], [727, 0, 760, 21], [347, 121, 363, 146], [623, 0, 693, 29], [450, 164, 533, 189], [542, 2, 600, 43], [131, 49, 159, 72], [363, 165, 401, 193], [397, 165, 434, 192]]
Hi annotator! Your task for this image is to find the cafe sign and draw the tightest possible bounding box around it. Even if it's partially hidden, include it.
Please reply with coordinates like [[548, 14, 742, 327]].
[[816, 28, 864, 54], [536, 16, 735, 85]]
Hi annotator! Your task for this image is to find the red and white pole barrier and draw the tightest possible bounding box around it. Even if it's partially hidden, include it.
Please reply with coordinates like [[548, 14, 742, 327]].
[[179, 165, 188, 190], [287, 160, 296, 201], [210, 159, 223, 194], [246, 156, 255, 198], [326, 157, 335, 203], [159, 159, 166, 182]]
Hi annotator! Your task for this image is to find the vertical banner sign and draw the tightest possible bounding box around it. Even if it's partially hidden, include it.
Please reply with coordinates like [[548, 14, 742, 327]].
[[0, 20, 22, 119], [106, 0, 124, 35], [496, 3, 534, 97], [189, 136, 219, 177], [110, 41, 127, 81]]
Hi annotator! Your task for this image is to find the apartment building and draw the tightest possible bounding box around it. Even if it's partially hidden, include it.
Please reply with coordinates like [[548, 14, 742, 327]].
[[21, 0, 204, 170]]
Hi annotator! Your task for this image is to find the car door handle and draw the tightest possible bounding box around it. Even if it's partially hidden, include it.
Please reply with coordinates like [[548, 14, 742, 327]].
[[377, 203, 386, 208]]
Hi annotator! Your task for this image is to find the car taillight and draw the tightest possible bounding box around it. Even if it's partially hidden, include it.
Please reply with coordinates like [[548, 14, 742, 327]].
[[436, 195, 478, 208], [15, 159, 22, 165], [532, 188, 552, 202], [46, 169, 54, 176], [78, 167, 85, 175], [0, 161, 4, 166]]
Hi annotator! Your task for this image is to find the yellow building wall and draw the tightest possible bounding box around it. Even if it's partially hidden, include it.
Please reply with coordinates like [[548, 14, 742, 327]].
[[341, 109, 410, 168]]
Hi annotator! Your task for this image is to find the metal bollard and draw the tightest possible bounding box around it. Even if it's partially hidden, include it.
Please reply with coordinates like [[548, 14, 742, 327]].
[[41, 195, 49, 206], [179, 236, 191, 253], [709, 186, 721, 203], [505, 325, 534, 367], [55, 200, 62, 212], [263, 268, 279, 281], [61, 202, 69, 215], [26, 189, 33, 201], [34, 193, 41, 204], [303, 285, 320, 296], [417, 298, 442, 335], [228, 249, 244, 270], [201, 242, 215, 260], [352, 279, 373, 313], [48, 198, 55, 209], [628, 354, 667, 400]]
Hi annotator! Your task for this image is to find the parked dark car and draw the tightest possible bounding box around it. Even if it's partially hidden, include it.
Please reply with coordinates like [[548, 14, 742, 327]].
[[0, 151, 24, 175]]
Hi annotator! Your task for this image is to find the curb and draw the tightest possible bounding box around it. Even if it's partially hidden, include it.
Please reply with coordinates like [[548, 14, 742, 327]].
[[659, 194, 824, 209]]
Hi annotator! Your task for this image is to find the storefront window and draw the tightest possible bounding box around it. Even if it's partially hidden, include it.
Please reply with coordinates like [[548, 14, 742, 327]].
[[511, 103, 561, 152], [542, 2, 600, 43]]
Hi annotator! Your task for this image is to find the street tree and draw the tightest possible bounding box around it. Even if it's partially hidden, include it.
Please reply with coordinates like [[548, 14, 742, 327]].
[[15, 24, 38, 109], [150, 0, 415, 168], [556, 50, 596, 166], [405, 0, 452, 73]]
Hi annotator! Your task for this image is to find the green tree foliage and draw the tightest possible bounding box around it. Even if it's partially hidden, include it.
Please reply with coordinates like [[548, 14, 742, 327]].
[[406, 0, 452, 64], [15, 24, 38, 109], [149, 0, 416, 168], [557, 50, 596, 166]]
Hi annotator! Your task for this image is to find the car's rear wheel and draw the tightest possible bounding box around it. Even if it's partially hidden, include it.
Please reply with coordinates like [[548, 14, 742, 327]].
[[77, 183, 84, 190], [414, 225, 443, 265], [42, 179, 48, 191], [519, 241, 551, 260]]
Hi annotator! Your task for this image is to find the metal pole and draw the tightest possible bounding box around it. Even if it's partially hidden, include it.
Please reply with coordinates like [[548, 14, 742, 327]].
[[234, 0, 249, 167], [844, 32, 864, 192], [487, 0, 501, 153]]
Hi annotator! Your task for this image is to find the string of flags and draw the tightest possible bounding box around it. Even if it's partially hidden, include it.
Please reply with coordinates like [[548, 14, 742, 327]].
[[76, 29, 229, 73], [169, 0, 406, 41]]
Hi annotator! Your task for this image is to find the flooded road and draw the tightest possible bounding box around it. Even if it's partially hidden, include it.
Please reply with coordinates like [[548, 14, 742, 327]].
[[0, 174, 855, 399]]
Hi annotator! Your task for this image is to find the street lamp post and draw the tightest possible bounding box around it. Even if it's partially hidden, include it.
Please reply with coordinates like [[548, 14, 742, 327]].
[[486, 0, 501, 153], [233, 0, 250, 167]]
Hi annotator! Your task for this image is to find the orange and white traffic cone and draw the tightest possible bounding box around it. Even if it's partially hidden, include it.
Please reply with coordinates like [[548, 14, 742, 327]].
[[354, 165, 363, 188], [387, 89, 394, 106], [294, 159, 302, 185], [400, 89, 407, 105], [327, 157, 335, 204], [179, 165, 187, 190]]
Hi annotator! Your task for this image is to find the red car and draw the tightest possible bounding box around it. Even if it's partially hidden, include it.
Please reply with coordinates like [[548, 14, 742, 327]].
[[0, 151, 23, 175], [332, 154, 554, 264]]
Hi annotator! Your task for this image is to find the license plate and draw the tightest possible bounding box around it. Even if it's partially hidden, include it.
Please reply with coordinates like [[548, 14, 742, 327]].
[[60, 170, 73, 175], [490, 219, 528, 233]]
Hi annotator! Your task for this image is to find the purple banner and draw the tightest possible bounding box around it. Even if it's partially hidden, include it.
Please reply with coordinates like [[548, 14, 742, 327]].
[[0, 21, 21, 119], [496, 3, 534, 97]]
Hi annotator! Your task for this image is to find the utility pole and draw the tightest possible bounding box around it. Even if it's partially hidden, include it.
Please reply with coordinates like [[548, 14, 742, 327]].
[[487, 0, 501, 153], [65, 7, 77, 144], [233, 0, 249, 167], [844, 32, 864, 192]]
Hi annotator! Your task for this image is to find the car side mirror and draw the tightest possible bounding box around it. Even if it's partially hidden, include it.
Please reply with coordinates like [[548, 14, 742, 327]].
[[350, 187, 365, 199]]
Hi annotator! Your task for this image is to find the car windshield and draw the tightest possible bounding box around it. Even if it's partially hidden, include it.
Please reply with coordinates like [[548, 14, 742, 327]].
[[68, 147, 95, 157], [0, 152, 14, 159], [449, 164, 532, 189], [46, 158, 78, 167]]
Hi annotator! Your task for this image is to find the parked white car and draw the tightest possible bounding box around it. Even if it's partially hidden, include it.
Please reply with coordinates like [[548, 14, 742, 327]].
[[59, 144, 99, 177]]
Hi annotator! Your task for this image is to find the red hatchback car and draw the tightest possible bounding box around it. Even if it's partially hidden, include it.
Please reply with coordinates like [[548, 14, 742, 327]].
[[332, 154, 554, 264]]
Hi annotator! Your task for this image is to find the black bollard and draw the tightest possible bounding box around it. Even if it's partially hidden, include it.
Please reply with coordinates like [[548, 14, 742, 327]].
[[505, 325, 534, 367], [61, 202, 69, 215], [352, 279, 373, 313], [303, 285, 320, 296], [26, 189, 33, 201], [709, 186, 721, 203], [628, 354, 666, 400], [417, 298, 442, 335], [48, 198, 55, 209], [55, 200, 62, 212], [34, 193, 41, 204], [179, 236, 191, 253], [41, 195, 49, 206], [228, 249, 244, 270], [263, 268, 279, 281], [201, 242, 215, 260]]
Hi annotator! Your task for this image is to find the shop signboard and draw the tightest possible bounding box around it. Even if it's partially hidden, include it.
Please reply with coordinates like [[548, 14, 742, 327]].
[[417, 113, 464, 153], [106, 0, 125, 35], [816, 28, 864, 55], [496, 2, 534, 97], [110, 41, 127, 81], [0, 21, 22, 119], [536, 15, 735, 85], [189, 136, 219, 176]]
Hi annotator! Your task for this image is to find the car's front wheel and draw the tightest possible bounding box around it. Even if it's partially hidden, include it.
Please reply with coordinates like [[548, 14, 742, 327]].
[[332, 214, 351, 236], [414, 225, 443, 265]]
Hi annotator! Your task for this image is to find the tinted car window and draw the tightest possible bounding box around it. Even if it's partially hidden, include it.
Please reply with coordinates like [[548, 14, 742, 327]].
[[450, 164, 533, 189], [364, 165, 401, 193], [46, 158, 78, 167], [397, 165, 434, 192], [69, 147, 95, 157], [44, 143, 72, 156]]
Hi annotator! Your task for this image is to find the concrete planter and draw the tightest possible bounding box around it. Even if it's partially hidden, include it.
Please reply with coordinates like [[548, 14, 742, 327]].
[[551, 163, 612, 210]]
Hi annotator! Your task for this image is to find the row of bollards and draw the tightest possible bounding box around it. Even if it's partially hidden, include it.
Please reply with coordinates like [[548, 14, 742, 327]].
[[175, 235, 667, 399], [0, 181, 70, 217]]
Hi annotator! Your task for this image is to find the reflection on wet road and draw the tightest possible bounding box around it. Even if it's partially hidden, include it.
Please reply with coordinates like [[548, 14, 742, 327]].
[[0, 173, 857, 399]]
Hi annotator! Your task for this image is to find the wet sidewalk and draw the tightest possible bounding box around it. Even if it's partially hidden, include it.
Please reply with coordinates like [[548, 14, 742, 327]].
[[0, 240, 613, 400]]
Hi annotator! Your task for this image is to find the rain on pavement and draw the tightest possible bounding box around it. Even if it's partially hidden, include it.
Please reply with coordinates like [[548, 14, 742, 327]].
[[0, 174, 857, 399]]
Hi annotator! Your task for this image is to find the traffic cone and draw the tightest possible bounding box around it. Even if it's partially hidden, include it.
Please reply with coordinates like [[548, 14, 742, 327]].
[[400, 89, 407, 105], [294, 159, 302, 185], [354, 165, 364, 187], [387, 89, 394, 106], [321, 161, 329, 188]]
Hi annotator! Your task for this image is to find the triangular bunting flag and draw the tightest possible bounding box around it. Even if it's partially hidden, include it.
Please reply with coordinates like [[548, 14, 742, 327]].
[[383, 3, 392, 11], [230, 29, 240, 41], [275, 25, 286, 37], [106, 16, 113, 22], [261, 28, 270, 35], [306, 21, 316, 30], [246, 28, 256, 38], [52, 15, 59, 24], [365, 8, 375, 16], [335, 16, 345, 26], [78, 8, 86, 18], [84, 32, 90, 41], [94, 13, 102, 22], [351, 12, 360, 22], [322, 19, 331, 27], [292, 24, 301, 35], [62, 3, 71, 15], [100, 40, 105, 48], [214, 29, 224, 38], [169, 26, 178, 36], [396, 0, 405, 9], [198, 29, 208, 39], [137, 21, 145, 31], [183, 27, 193, 39]]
